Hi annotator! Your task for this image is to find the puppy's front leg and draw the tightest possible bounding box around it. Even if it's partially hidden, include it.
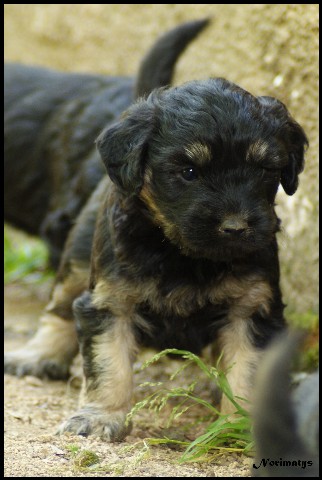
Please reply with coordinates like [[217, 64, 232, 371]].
[[217, 319, 261, 415], [58, 291, 137, 441], [216, 277, 285, 416]]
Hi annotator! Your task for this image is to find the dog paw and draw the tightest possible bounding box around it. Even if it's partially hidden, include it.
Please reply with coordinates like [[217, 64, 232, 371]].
[[57, 405, 132, 442], [4, 348, 70, 380]]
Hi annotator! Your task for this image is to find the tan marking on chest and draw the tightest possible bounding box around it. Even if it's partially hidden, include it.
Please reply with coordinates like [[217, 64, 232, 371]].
[[92, 273, 272, 320]]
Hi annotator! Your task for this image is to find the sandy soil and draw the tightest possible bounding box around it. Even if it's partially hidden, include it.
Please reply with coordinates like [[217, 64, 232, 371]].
[[4, 282, 251, 477]]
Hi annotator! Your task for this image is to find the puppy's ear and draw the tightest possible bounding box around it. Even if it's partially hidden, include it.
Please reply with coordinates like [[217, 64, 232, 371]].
[[259, 96, 309, 195], [96, 102, 155, 194]]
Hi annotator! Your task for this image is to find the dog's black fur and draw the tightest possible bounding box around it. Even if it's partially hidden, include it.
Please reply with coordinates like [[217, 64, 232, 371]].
[[252, 331, 319, 477], [4, 19, 209, 267], [4, 42, 308, 441]]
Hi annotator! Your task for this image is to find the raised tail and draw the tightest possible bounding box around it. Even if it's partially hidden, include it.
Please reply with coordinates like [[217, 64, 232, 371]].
[[134, 18, 210, 98]]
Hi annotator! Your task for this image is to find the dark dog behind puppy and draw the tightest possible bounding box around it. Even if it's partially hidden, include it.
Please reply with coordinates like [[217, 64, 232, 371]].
[[4, 19, 209, 267], [5, 68, 308, 442]]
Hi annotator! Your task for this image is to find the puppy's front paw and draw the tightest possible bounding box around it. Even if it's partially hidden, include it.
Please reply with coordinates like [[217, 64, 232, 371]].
[[4, 348, 70, 380], [57, 405, 132, 442]]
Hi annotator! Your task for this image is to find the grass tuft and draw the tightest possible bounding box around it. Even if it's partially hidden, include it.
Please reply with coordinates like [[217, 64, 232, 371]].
[[127, 348, 254, 462]]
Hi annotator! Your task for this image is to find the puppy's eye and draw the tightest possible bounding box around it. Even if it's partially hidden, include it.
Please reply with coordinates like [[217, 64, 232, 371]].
[[181, 167, 198, 181]]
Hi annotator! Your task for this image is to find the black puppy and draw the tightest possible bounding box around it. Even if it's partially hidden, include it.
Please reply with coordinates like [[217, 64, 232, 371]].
[[5, 77, 308, 441], [4, 19, 208, 267]]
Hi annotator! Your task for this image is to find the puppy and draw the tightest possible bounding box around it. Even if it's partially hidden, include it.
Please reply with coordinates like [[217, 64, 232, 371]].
[[252, 331, 319, 477], [4, 77, 308, 442], [4, 19, 209, 267]]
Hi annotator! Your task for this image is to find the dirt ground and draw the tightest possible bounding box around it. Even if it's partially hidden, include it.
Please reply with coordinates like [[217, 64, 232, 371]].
[[4, 281, 251, 477]]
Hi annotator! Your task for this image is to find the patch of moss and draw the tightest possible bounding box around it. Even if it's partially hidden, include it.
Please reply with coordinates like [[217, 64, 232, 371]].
[[73, 449, 100, 469]]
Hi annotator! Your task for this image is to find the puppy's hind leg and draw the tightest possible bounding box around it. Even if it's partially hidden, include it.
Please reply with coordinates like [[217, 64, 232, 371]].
[[4, 266, 87, 379], [5, 178, 102, 379]]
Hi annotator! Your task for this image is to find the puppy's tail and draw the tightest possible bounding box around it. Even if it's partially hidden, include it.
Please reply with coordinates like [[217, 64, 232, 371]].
[[134, 18, 210, 98]]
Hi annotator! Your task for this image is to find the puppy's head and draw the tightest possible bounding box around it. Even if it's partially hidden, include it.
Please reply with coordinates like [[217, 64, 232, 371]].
[[96, 78, 308, 261]]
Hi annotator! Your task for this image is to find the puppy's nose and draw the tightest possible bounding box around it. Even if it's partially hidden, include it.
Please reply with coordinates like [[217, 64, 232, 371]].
[[219, 216, 248, 235]]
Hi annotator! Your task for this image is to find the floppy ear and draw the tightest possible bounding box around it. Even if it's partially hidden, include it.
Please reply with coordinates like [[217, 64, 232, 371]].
[[96, 102, 155, 194], [258, 96, 309, 195], [280, 113, 308, 195]]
